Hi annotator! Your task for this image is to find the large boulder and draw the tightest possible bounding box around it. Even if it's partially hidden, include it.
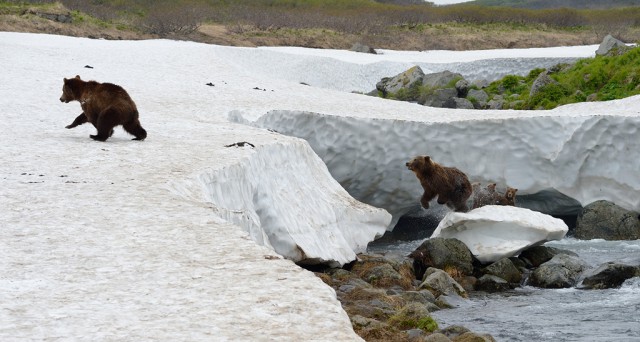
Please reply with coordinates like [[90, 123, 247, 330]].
[[409, 237, 474, 280], [376, 66, 425, 96], [431, 206, 568, 264], [466, 89, 489, 108], [420, 88, 458, 107], [575, 200, 640, 240], [596, 34, 630, 56], [418, 267, 467, 298], [518, 245, 578, 268], [580, 258, 640, 289], [482, 258, 522, 284], [422, 70, 464, 89], [528, 254, 587, 288]]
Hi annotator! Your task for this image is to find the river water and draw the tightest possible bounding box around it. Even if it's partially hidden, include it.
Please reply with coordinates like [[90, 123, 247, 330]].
[[367, 238, 640, 341]]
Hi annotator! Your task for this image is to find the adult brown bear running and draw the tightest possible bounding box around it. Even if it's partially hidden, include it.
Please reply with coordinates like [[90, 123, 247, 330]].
[[60, 75, 147, 141]]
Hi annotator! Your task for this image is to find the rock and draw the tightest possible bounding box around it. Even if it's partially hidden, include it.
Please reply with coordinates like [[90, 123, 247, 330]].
[[443, 97, 475, 110], [376, 66, 425, 97], [476, 274, 511, 293], [424, 332, 453, 342], [466, 89, 489, 103], [351, 254, 415, 289], [518, 245, 577, 268], [434, 293, 470, 309], [487, 98, 504, 109], [455, 79, 469, 97], [399, 290, 437, 306], [580, 259, 640, 289], [438, 325, 471, 340], [528, 254, 587, 288], [575, 200, 640, 240], [421, 88, 458, 107], [596, 34, 630, 56], [391, 205, 442, 241], [471, 79, 489, 89], [350, 42, 377, 54], [483, 258, 522, 284], [409, 237, 474, 280], [431, 206, 568, 264], [388, 302, 438, 332], [529, 70, 558, 98], [453, 332, 497, 342], [418, 268, 467, 298], [423, 71, 464, 89]]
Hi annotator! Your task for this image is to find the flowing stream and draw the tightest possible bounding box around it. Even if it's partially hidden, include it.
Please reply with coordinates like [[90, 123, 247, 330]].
[[368, 238, 640, 341]]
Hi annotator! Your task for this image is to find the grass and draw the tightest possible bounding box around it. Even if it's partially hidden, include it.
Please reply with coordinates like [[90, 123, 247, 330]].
[[487, 46, 640, 109]]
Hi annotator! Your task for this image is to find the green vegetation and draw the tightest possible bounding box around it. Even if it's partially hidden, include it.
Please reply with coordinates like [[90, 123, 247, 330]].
[[4, 0, 640, 44], [482, 46, 640, 109]]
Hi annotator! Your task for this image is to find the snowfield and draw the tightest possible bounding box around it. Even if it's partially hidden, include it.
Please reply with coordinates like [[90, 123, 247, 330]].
[[1, 31, 637, 340]]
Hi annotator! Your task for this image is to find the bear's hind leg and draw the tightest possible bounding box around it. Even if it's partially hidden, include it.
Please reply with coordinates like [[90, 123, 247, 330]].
[[123, 119, 147, 141], [91, 111, 119, 142]]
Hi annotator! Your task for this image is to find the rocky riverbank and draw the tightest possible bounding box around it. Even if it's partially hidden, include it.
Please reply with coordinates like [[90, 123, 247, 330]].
[[313, 198, 640, 342]]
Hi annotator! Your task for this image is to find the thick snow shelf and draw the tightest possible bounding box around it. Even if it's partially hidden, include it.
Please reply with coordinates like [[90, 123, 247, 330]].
[[167, 139, 389, 267], [432, 206, 568, 263], [243, 105, 640, 223]]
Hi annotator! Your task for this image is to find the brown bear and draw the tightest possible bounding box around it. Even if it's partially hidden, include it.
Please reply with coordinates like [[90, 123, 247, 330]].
[[496, 187, 518, 206], [471, 182, 501, 209], [406, 155, 472, 212], [60, 75, 147, 141]]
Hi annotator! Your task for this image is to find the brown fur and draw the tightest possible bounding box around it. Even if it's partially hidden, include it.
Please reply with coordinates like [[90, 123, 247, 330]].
[[60, 75, 147, 141], [471, 182, 501, 209], [496, 187, 518, 206], [406, 155, 472, 212]]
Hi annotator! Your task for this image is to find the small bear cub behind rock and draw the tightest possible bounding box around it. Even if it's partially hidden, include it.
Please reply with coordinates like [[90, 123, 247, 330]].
[[406, 155, 472, 212], [60, 75, 147, 141]]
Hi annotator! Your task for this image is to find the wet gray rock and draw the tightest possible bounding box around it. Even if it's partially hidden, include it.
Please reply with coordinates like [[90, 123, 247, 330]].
[[518, 245, 578, 268], [419, 268, 467, 298], [410, 237, 474, 280], [476, 274, 511, 293], [528, 254, 587, 288], [483, 258, 522, 284], [580, 259, 640, 289], [575, 200, 640, 240]]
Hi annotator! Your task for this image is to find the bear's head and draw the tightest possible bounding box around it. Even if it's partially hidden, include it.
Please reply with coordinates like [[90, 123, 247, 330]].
[[486, 183, 497, 192], [406, 155, 434, 174], [60, 75, 83, 103], [505, 187, 518, 200]]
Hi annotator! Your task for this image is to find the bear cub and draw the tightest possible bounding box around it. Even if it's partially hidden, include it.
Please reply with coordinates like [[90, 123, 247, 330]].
[[406, 155, 472, 212], [60, 75, 147, 141]]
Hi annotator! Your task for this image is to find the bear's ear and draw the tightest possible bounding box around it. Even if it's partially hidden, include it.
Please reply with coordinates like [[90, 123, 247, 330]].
[[74, 75, 81, 80], [423, 156, 431, 163]]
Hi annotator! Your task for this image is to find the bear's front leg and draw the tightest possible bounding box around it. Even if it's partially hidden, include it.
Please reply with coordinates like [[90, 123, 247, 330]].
[[421, 192, 435, 209], [66, 113, 88, 129]]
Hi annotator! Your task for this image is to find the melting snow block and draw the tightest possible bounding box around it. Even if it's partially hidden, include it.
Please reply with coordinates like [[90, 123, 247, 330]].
[[431, 206, 568, 264]]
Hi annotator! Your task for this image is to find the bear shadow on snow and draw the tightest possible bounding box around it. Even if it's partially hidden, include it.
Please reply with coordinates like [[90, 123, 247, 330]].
[[60, 75, 147, 142]]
